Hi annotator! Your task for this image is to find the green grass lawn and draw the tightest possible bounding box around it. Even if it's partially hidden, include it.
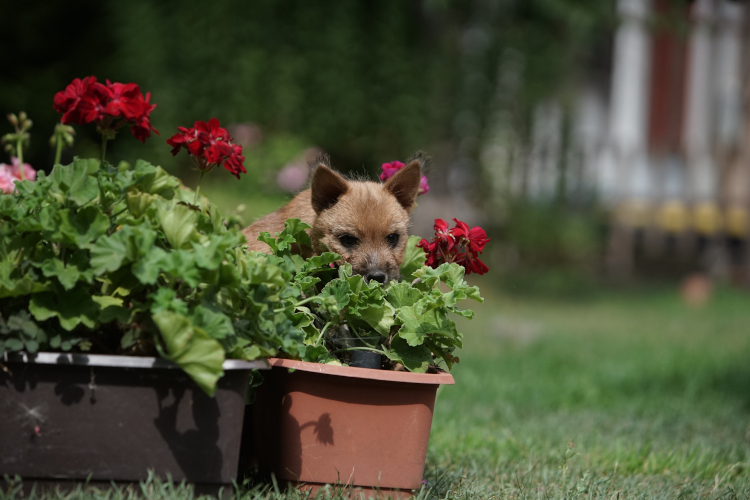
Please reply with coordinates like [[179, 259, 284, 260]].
[[5, 285, 750, 499], [425, 284, 750, 498]]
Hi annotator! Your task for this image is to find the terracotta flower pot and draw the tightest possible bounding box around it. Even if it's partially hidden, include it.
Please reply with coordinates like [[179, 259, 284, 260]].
[[0, 352, 268, 492], [249, 358, 454, 498]]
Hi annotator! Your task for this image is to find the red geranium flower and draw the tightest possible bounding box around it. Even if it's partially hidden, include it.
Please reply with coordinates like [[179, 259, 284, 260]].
[[167, 118, 246, 179], [53, 76, 159, 143], [417, 218, 490, 275], [53, 76, 97, 125]]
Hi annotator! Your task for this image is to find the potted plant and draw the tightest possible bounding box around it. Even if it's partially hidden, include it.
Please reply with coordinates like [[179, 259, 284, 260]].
[[0, 77, 319, 490], [246, 213, 489, 498]]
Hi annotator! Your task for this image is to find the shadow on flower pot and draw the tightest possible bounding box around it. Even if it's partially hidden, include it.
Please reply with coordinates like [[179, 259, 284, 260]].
[[153, 385, 223, 483]]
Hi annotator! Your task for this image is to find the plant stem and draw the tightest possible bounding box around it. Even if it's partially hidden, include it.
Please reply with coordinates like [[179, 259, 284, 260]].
[[101, 137, 108, 163], [330, 346, 386, 355], [193, 171, 206, 207], [16, 138, 25, 181], [315, 321, 333, 346], [54, 137, 64, 165]]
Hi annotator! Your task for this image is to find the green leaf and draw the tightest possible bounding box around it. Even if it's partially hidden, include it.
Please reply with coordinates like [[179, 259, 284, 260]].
[[92, 295, 130, 323], [397, 301, 457, 346], [29, 288, 100, 331], [157, 201, 199, 249], [385, 336, 432, 373], [126, 190, 156, 218], [5, 338, 24, 351], [88, 229, 134, 275], [49, 158, 100, 206], [149, 287, 189, 315], [320, 279, 351, 312], [160, 250, 201, 287], [385, 282, 423, 308], [153, 311, 225, 396], [5, 311, 46, 342], [132, 246, 167, 285], [260, 218, 312, 256], [399, 235, 427, 279], [356, 302, 395, 336], [58, 206, 109, 246], [191, 305, 235, 340], [132, 160, 179, 197], [40, 251, 94, 290]]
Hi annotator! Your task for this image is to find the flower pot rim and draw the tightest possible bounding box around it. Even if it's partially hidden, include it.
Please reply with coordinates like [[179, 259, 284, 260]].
[[268, 357, 455, 385], [4, 351, 269, 371]]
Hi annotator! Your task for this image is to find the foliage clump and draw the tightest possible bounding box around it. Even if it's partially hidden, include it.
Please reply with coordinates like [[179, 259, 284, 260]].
[[258, 220, 483, 372], [0, 158, 307, 394]]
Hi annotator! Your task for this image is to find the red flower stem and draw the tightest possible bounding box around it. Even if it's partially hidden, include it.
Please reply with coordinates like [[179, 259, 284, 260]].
[[193, 170, 206, 207]]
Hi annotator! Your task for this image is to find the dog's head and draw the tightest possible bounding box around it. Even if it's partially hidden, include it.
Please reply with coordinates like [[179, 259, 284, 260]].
[[310, 156, 424, 284]]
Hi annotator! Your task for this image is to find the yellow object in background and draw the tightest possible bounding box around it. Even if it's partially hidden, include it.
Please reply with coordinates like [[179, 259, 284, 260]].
[[615, 199, 651, 228], [725, 206, 748, 238], [692, 202, 723, 236], [656, 200, 689, 234]]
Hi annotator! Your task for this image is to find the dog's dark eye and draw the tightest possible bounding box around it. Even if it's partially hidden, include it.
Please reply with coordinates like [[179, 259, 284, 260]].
[[386, 233, 400, 248], [338, 234, 359, 248]]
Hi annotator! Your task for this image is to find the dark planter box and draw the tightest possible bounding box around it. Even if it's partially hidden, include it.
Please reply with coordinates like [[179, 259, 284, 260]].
[[249, 358, 454, 499], [0, 352, 267, 490]]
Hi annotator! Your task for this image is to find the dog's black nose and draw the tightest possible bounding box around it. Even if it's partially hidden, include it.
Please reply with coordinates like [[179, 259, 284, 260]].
[[367, 272, 387, 284]]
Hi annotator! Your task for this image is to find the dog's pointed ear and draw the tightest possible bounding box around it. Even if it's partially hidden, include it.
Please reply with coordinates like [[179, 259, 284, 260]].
[[384, 159, 421, 213], [311, 164, 349, 214]]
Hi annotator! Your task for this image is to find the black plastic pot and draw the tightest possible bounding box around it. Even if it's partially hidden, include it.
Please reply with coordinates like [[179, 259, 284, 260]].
[[350, 350, 383, 369], [0, 352, 267, 491]]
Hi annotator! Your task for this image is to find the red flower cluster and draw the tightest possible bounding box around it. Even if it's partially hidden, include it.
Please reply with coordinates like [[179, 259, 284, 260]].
[[53, 76, 158, 142], [166, 118, 246, 179], [417, 219, 490, 275]]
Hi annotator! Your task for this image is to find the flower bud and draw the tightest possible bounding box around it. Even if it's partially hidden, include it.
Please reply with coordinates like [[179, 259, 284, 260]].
[[18, 111, 27, 123], [7, 114, 17, 127]]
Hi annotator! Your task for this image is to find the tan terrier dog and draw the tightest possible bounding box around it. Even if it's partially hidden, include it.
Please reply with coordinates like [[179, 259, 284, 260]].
[[242, 155, 424, 284]]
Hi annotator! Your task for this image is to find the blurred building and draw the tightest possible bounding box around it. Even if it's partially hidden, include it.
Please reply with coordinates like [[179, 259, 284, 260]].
[[487, 0, 750, 280], [602, 0, 748, 279]]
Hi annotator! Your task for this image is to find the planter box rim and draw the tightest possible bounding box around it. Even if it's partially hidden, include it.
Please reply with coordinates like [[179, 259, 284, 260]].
[[4, 351, 269, 371], [268, 357, 455, 385]]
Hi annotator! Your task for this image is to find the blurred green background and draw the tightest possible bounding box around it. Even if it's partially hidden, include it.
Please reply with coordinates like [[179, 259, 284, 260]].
[[0, 0, 614, 285]]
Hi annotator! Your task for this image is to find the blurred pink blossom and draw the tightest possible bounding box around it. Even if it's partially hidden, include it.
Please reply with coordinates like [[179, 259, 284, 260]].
[[0, 168, 16, 194], [8, 157, 36, 181], [0, 157, 36, 194], [277, 163, 309, 193]]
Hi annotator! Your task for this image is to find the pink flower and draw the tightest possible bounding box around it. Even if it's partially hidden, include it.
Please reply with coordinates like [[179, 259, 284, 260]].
[[277, 163, 309, 192], [0, 158, 35, 194], [0, 167, 16, 194], [379, 161, 404, 182], [8, 157, 36, 182], [379, 160, 429, 195]]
